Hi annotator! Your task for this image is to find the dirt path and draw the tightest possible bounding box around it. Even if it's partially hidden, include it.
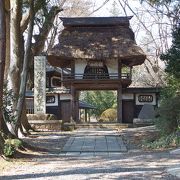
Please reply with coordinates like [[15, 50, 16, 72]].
[[0, 126, 179, 180]]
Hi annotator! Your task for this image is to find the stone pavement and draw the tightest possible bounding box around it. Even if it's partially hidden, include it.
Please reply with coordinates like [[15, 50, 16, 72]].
[[60, 128, 127, 157], [167, 148, 180, 178], [1, 127, 180, 179]]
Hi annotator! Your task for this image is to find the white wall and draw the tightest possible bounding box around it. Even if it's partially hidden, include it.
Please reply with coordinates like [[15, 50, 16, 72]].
[[75, 59, 87, 79], [60, 94, 72, 100], [122, 93, 134, 100], [106, 58, 118, 75]]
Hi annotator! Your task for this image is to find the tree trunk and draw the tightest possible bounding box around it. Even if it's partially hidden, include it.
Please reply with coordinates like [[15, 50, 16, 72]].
[[4, 0, 10, 80], [4, 0, 23, 137], [0, 0, 6, 154], [0, 134, 4, 155], [14, 0, 35, 135], [21, 102, 35, 134], [0, 0, 6, 130], [8, 0, 22, 97], [32, 6, 63, 55]]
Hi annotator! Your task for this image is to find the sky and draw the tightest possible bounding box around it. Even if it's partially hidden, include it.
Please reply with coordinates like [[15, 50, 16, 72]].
[[88, 0, 148, 44], [90, 0, 141, 17], [91, 0, 172, 53]]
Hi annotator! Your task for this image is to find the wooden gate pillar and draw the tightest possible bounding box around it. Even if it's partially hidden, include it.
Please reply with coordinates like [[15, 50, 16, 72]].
[[85, 109, 87, 122], [117, 84, 122, 123], [71, 86, 79, 122], [74, 90, 80, 122], [70, 85, 75, 122]]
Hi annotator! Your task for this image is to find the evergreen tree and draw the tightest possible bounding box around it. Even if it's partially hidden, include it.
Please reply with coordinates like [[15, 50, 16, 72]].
[[161, 26, 180, 78], [156, 25, 180, 135]]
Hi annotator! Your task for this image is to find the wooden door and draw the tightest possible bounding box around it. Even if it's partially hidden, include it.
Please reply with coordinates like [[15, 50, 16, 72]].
[[122, 100, 134, 123], [60, 100, 71, 122]]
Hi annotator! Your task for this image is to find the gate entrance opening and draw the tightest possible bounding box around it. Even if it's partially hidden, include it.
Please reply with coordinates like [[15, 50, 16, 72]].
[[79, 90, 117, 123]]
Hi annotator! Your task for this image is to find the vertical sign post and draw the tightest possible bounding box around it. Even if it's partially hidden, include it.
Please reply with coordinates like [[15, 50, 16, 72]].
[[34, 56, 46, 114]]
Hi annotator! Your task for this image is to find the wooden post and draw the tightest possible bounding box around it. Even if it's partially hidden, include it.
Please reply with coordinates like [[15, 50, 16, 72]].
[[118, 59, 122, 79], [74, 90, 79, 122], [70, 85, 75, 122], [130, 67, 132, 79], [88, 111, 90, 122], [85, 109, 87, 122], [71, 88, 79, 122], [117, 84, 122, 123], [61, 68, 63, 87]]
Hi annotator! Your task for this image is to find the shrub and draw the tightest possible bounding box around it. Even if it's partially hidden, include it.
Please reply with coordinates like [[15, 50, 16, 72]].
[[3, 139, 22, 157], [3, 144, 15, 157], [142, 130, 180, 149], [99, 108, 117, 122], [155, 95, 180, 135]]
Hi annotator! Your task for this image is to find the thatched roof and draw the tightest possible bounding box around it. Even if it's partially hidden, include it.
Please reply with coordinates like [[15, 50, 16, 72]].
[[48, 17, 146, 66]]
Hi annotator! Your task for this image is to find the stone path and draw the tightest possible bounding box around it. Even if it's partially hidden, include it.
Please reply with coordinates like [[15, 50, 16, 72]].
[[1, 127, 180, 179], [60, 128, 127, 157]]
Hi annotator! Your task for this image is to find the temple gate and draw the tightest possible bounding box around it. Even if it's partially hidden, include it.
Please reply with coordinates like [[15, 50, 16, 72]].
[[47, 16, 146, 123]]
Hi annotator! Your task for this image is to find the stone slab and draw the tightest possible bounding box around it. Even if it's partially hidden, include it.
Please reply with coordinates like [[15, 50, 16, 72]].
[[65, 152, 81, 156], [80, 152, 94, 157], [61, 128, 127, 155], [167, 165, 180, 178], [95, 152, 109, 157], [170, 148, 180, 155]]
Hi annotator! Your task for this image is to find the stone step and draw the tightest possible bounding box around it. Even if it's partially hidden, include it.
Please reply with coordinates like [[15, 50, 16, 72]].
[[75, 123, 130, 130], [29, 120, 62, 131]]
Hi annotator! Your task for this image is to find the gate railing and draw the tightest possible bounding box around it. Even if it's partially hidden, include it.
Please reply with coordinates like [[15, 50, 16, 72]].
[[60, 73, 131, 82]]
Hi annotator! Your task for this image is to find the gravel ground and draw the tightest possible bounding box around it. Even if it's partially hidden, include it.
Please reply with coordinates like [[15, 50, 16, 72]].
[[0, 127, 179, 180]]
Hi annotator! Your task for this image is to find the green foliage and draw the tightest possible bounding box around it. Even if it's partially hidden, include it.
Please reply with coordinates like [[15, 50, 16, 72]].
[[2, 82, 17, 124], [3, 144, 15, 157], [141, 0, 179, 5], [155, 95, 180, 135], [161, 27, 180, 79], [155, 25, 180, 136], [160, 77, 180, 99], [81, 91, 117, 118], [0, 131, 22, 157], [99, 108, 117, 122], [5, 139, 22, 149], [142, 131, 180, 149], [3, 139, 22, 157]]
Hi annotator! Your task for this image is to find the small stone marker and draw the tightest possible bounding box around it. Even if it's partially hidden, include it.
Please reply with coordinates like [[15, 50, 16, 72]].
[[138, 104, 155, 119], [133, 104, 155, 125]]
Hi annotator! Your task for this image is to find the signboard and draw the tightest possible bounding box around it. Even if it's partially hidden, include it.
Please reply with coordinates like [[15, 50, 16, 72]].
[[138, 95, 153, 102], [136, 93, 156, 105], [34, 56, 46, 114]]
